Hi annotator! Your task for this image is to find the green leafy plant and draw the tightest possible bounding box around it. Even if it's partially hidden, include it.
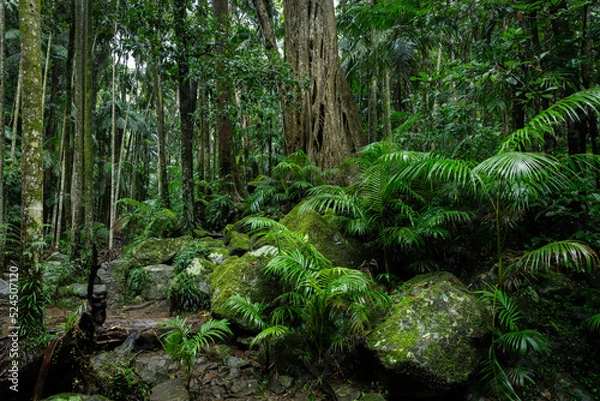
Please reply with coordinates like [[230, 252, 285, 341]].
[[202, 194, 235, 232], [125, 267, 150, 299], [161, 317, 232, 387], [116, 198, 177, 243], [167, 271, 210, 313], [582, 313, 600, 332], [96, 356, 150, 401], [19, 263, 51, 338], [230, 217, 391, 361], [173, 242, 216, 274], [477, 285, 549, 401]]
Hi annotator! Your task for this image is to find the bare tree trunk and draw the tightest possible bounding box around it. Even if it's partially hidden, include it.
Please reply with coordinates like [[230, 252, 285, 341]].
[[0, 0, 5, 266], [83, 0, 95, 248], [283, 0, 365, 170], [19, 0, 44, 262], [175, 0, 197, 230], [10, 59, 22, 162], [109, 0, 120, 249]]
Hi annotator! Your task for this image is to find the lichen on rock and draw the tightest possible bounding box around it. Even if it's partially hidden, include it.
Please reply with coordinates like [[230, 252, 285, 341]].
[[366, 272, 488, 391], [130, 236, 194, 265], [210, 253, 279, 330]]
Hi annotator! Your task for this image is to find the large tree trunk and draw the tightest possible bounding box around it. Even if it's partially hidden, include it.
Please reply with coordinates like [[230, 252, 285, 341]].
[[283, 0, 365, 170], [174, 0, 197, 230]]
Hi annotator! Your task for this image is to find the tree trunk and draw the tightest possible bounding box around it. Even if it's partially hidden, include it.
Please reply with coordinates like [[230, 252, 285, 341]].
[[0, 0, 5, 266], [213, 0, 242, 196], [83, 0, 95, 248], [174, 0, 197, 230], [283, 0, 365, 170], [19, 0, 45, 265]]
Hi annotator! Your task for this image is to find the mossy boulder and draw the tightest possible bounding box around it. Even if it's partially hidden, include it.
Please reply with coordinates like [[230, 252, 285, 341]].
[[224, 229, 251, 256], [280, 204, 364, 268], [130, 236, 193, 265], [210, 248, 279, 330], [366, 272, 488, 395]]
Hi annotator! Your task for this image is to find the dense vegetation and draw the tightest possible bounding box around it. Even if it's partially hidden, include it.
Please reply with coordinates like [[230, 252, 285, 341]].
[[1, 0, 600, 400]]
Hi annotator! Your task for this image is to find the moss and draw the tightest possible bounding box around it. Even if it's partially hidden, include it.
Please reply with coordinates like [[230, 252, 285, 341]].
[[130, 236, 193, 265], [367, 272, 487, 385], [281, 203, 364, 268], [210, 254, 278, 323]]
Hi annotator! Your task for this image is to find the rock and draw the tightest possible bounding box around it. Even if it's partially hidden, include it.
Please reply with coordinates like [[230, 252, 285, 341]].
[[359, 393, 386, 401], [185, 257, 214, 295], [143, 264, 174, 300], [41, 394, 113, 401], [281, 203, 365, 268], [130, 236, 193, 265], [225, 229, 251, 256], [210, 253, 279, 330], [366, 272, 488, 396], [332, 382, 361, 401], [63, 283, 107, 299], [149, 378, 189, 401], [207, 249, 229, 264]]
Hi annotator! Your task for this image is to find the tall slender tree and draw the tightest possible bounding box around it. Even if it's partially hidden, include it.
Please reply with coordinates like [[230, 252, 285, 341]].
[[0, 0, 6, 266], [19, 0, 44, 265], [174, 0, 197, 230]]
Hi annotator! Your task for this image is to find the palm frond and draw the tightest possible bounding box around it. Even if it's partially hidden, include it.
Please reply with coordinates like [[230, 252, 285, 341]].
[[300, 185, 360, 217], [250, 325, 292, 349], [193, 318, 233, 350], [222, 295, 267, 331], [480, 348, 522, 401], [496, 329, 549, 356], [506, 366, 535, 388], [582, 313, 600, 332], [500, 88, 600, 152], [513, 240, 598, 277], [397, 157, 476, 197]]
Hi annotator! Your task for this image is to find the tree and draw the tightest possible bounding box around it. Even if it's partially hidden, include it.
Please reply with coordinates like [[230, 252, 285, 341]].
[[283, 0, 365, 170], [19, 0, 44, 264], [174, 0, 198, 230], [71, 0, 94, 257], [0, 0, 5, 265]]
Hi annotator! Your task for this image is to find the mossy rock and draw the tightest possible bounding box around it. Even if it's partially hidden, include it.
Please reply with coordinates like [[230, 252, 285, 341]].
[[210, 252, 278, 330], [142, 264, 174, 300], [129, 236, 193, 265], [280, 203, 364, 268], [41, 394, 112, 401], [366, 272, 488, 393], [225, 230, 251, 256]]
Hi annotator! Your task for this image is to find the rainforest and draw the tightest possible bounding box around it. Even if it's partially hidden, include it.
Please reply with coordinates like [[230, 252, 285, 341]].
[[0, 1, 600, 400]]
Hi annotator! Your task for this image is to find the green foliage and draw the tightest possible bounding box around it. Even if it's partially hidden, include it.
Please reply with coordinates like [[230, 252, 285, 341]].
[[19, 263, 51, 338], [167, 271, 210, 313], [125, 267, 150, 299], [95, 356, 150, 401], [477, 285, 549, 401], [227, 217, 391, 360], [202, 194, 234, 232], [173, 242, 217, 274], [161, 317, 232, 387], [117, 198, 177, 243], [582, 313, 600, 332]]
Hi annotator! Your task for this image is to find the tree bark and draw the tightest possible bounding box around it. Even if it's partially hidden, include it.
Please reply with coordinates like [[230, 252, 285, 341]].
[[174, 0, 197, 230], [19, 0, 45, 265], [0, 0, 5, 266], [283, 0, 365, 170]]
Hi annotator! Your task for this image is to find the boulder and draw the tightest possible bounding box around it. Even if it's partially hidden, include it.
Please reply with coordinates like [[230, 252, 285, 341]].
[[0, 278, 9, 298], [224, 228, 251, 256], [130, 236, 193, 265], [210, 249, 279, 329], [143, 264, 174, 300], [149, 378, 189, 401], [366, 272, 488, 396], [281, 204, 364, 268], [62, 283, 107, 299]]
